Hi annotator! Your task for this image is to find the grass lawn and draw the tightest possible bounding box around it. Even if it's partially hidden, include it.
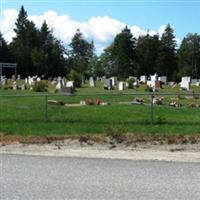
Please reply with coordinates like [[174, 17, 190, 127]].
[[0, 81, 200, 136]]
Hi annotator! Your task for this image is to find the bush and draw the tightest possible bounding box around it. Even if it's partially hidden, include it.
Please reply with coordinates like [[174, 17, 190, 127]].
[[127, 78, 135, 89], [32, 81, 48, 92], [68, 70, 82, 87], [145, 86, 153, 92], [106, 125, 127, 143]]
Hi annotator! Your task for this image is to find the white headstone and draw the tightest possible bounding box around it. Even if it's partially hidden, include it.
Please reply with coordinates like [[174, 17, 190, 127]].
[[119, 81, 125, 91], [89, 77, 95, 87], [158, 76, 167, 84], [66, 81, 74, 88], [110, 77, 117, 86], [180, 77, 191, 90], [140, 75, 147, 83]]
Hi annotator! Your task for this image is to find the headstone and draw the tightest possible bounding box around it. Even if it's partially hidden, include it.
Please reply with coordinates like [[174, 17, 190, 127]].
[[37, 77, 41, 82], [103, 79, 112, 90], [17, 75, 21, 80], [147, 73, 158, 89], [118, 81, 126, 91], [12, 81, 17, 90], [61, 87, 74, 94], [11, 75, 16, 81], [89, 77, 95, 87], [110, 77, 117, 86], [158, 76, 167, 84], [66, 81, 74, 88], [140, 75, 147, 83], [180, 77, 191, 91], [21, 84, 25, 90]]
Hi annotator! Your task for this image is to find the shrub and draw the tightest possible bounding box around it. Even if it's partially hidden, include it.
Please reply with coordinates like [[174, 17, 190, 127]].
[[127, 78, 135, 89], [145, 86, 153, 92], [32, 81, 48, 92], [106, 125, 127, 143], [68, 70, 82, 87]]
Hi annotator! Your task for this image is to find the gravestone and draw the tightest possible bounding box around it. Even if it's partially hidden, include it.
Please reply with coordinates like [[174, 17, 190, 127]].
[[17, 75, 21, 80], [118, 81, 125, 91], [11, 75, 16, 81], [21, 84, 25, 90], [89, 77, 95, 87], [66, 81, 74, 88], [110, 77, 117, 86], [140, 75, 147, 83], [61, 86, 74, 94], [180, 77, 191, 91], [103, 79, 112, 90], [12, 81, 17, 90], [158, 76, 167, 84]]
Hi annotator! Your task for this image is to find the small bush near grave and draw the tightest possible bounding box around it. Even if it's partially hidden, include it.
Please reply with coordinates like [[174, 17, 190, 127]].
[[68, 70, 82, 87], [127, 78, 135, 89], [145, 86, 153, 92], [32, 81, 48, 92]]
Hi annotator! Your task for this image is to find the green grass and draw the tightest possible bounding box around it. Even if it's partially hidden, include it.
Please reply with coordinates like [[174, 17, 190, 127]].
[[0, 81, 200, 136]]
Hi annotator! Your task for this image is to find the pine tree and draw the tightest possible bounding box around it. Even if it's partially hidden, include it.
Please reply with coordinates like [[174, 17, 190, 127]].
[[111, 26, 136, 78], [0, 32, 14, 63], [69, 29, 94, 77], [156, 24, 177, 80], [10, 6, 31, 77], [177, 33, 200, 79], [136, 33, 159, 76]]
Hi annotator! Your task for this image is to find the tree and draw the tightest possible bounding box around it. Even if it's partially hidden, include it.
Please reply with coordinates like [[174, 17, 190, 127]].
[[111, 26, 136, 78], [177, 33, 200, 79], [69, 29, 94, 77], [99, 44, 115, 77], [156, 24, 177, 80], [136, 33, 159, 76], [0, 32, 14, 63], [10, 6, 33, 77]]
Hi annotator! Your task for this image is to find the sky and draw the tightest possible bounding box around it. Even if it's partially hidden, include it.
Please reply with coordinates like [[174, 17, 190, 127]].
[[1, 0, 200, 54]]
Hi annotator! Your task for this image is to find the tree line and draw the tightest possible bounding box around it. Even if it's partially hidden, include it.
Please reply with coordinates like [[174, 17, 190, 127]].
[[1, 6, 200, 81]]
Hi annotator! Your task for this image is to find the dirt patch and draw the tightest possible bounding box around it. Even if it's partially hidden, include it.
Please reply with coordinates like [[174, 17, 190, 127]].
[[1, 133, 200, 146]]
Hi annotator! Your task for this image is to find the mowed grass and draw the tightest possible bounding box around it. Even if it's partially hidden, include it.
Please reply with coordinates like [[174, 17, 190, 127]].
[[0, 81, 200, 136]]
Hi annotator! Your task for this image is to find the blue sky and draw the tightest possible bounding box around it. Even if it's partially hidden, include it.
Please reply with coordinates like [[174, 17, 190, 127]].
[[1, 0, 200, 53]]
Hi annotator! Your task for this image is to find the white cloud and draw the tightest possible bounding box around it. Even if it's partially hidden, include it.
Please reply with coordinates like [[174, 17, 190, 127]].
[[1, 9, 18, 43], [0, 8, 177, 53]]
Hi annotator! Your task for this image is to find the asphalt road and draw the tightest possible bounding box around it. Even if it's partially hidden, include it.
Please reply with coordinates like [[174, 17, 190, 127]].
[[1, 154, 200, 200]]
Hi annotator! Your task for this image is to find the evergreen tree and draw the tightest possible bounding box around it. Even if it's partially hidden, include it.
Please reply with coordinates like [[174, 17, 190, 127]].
[[177, 33, 200, 79], [0, 32, 14, 63], [10, 6, 32, 77], [156, 24, 177, 80], [69, 29, 94, 77], [111, 26, 136, 78], [99, 44, 115, 77], [136, 33, 159, 76]]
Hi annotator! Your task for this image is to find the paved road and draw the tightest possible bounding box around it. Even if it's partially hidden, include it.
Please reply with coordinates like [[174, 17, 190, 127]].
[[1, 154, 200, 200]]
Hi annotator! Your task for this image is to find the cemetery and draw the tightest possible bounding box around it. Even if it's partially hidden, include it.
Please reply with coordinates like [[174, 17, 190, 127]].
[[1, 72, 200, 137]]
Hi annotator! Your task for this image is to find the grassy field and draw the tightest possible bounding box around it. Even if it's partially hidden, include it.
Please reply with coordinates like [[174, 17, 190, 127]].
[[0, 81, 200, 136]]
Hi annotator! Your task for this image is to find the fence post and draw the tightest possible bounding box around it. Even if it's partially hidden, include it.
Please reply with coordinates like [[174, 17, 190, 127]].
[[151, 94, 154, 124], [45, 95, 48, 121]]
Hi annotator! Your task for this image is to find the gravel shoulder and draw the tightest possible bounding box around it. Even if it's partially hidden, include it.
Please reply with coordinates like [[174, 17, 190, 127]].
[[1, 139, 200, 163]]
